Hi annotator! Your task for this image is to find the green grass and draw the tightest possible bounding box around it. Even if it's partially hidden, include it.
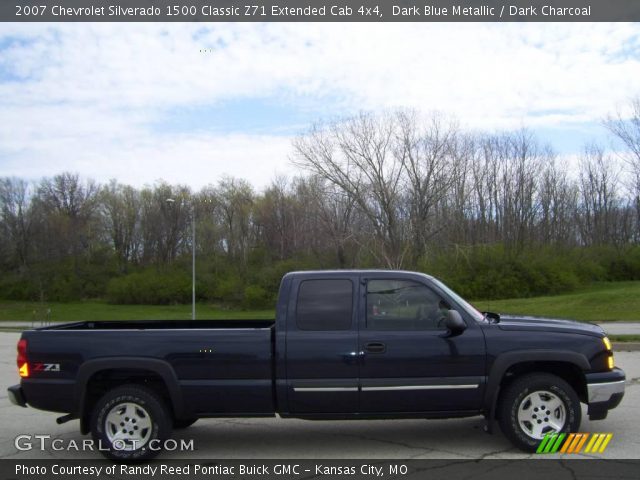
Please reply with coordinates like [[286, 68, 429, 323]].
[[609, 335, 640, 342], [472, 281, 640, 322], [1, 281, 639, 323], [0, 301, 273, 322]]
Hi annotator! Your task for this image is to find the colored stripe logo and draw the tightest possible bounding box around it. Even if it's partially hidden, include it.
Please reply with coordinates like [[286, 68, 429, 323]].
[[536, 433, 613, 454]]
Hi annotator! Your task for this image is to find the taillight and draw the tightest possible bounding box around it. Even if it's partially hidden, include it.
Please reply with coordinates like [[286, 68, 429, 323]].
[[17, 339, 29, 378]]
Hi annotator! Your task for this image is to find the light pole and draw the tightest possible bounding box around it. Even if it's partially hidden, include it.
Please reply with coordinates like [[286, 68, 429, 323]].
[[166, 197, 196, 320]]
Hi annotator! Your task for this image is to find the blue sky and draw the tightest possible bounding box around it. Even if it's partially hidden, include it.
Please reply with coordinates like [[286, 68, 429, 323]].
[[0, 23, 639, 189]]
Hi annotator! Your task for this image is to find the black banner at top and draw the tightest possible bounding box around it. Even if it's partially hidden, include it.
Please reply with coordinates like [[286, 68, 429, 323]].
[[3, 0, 640, 22]]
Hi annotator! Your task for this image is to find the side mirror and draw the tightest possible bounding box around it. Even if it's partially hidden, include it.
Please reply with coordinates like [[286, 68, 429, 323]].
[[483, 311, 501, 323], [445, 310, 467, 335]]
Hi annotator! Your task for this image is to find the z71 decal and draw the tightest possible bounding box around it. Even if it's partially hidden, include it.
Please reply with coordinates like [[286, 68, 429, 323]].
[[33, 363, 61, 372]]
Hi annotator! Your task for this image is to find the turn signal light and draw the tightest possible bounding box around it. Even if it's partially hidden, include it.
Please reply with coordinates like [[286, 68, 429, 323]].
[[17, 339, 29, 378], [602, 337, 614, 370]]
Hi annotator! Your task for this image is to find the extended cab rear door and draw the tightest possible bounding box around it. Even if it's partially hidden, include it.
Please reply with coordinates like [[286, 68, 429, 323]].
[[358, 274, 486, 413], [284, 274, 360, 414]]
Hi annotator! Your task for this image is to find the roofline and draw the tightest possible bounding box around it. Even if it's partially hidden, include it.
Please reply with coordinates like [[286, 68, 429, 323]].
[[284, 269, 434, 279]]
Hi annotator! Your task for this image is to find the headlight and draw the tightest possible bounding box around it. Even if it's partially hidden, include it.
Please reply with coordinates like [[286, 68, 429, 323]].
[[603, 336, 612, 351]]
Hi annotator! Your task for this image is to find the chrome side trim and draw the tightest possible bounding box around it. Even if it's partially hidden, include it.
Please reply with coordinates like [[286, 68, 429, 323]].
[[587, 380, 625, 403], [294, 384, 480, 392], [361, 384, 479, 392], [293, 387, 358, 392]]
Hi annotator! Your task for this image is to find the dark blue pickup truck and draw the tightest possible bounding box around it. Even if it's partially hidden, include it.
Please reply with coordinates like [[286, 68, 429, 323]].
[[8, 270, 625, 460]]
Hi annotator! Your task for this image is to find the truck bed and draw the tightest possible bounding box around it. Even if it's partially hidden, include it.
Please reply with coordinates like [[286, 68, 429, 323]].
[[21, 319, 277, 416]]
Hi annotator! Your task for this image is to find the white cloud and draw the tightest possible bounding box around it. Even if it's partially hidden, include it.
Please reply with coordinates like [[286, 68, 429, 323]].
[[0, 126, 293, 189], [1, 22, 639, 188]]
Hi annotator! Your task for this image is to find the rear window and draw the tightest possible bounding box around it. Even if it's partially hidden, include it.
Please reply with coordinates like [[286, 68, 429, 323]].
[[296, 279, 353, 331]]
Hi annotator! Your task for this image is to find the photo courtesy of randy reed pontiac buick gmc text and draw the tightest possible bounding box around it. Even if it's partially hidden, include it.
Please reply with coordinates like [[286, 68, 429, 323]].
[[8, 270, 625, 460]]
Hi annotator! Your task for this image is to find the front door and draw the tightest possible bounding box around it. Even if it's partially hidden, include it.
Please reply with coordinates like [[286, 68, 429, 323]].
[[358, 276, 486, 413]]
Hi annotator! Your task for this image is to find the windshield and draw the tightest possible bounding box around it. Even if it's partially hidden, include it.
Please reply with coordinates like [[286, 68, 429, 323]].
[[431, 278, 485, 323]]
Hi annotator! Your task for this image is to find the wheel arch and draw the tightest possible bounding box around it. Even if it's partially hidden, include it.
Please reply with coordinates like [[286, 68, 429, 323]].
[[485, 350, 589, 423], [76, 357, 186, 434]]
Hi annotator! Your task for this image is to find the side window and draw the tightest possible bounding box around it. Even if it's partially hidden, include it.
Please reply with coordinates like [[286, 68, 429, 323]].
[[296, 279, 353, 331], [367, 279, 450, 330]]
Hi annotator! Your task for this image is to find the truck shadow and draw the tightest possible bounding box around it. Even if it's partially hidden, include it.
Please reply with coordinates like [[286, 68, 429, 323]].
[[170, 417, 520, 459]]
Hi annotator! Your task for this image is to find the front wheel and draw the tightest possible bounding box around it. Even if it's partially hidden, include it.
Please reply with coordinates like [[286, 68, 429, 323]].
[[90, 385, 172, 461], [498, 373, 581, 452]]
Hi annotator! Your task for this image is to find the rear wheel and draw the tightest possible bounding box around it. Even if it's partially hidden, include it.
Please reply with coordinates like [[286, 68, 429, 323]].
[[90, 385, 172, 461], [498, 373, 581, 452]]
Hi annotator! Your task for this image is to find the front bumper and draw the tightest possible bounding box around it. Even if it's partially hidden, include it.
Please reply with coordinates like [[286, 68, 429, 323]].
[[7, 384, 27, 407], [585, 367, 625, 420]]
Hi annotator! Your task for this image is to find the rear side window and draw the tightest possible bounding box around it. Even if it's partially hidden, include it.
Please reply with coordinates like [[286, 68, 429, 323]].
[[296, 279, 353, 331]]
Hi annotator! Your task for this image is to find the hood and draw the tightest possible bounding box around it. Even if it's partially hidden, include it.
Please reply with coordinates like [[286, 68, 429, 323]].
[[497, 315, 604, 337]]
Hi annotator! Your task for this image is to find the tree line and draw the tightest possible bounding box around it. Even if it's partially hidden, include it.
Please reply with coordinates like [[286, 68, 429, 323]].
[[1, 101, 640, 305]]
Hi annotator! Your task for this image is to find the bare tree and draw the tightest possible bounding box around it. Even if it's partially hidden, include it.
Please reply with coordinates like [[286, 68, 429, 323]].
[[139, 182, 191, 266], [35, 172, 99, 264], [537, 159, 578, 245], [293, 112, 406, 267], [0, 178, 36, 268], [100, 180, 141, 271], [255, 176, 297, 261], [299, 175, 358, 268], [193, 186, 222, 260], [396, 111, 459, 259], [478, 131, 546, 251], [606, 97, 640, 242], [469, 136, 495, 244], [213, 177, 255, 265], [577, 145, 623, 246]]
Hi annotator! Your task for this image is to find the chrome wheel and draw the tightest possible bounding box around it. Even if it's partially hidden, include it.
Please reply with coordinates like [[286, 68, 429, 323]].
[[104, 402, 152, 450], [517, 390, 566, 440]]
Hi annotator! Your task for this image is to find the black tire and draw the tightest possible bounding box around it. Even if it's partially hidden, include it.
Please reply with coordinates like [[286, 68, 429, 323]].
[[90, 384, 172, 461], [498, 373, 581, 452], [173, 418, 198, 429]]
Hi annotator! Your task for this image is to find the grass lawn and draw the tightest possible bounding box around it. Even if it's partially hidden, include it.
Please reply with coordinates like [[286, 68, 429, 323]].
[[0, 281, 638, 323], [472, 281, 640, 322]]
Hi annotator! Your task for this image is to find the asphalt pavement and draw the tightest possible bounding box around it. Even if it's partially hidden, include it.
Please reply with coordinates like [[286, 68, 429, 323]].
[[599, 322, 640, 336], [0, 332, 639, 460]]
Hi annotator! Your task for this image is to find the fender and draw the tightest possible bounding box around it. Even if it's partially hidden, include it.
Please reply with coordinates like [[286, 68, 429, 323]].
[[484, 349, 590, 428], [75, 357, 185, 419]]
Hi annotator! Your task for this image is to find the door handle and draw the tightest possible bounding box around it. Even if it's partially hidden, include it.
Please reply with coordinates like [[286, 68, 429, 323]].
[[365, 342, 386, 354], [342, 351, 364, 363]]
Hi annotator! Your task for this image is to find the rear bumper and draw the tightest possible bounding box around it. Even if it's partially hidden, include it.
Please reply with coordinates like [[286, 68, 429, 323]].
[[8, 379, 76, 413], [585, 367, 625, 420], [7, 384, 27, 407]]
